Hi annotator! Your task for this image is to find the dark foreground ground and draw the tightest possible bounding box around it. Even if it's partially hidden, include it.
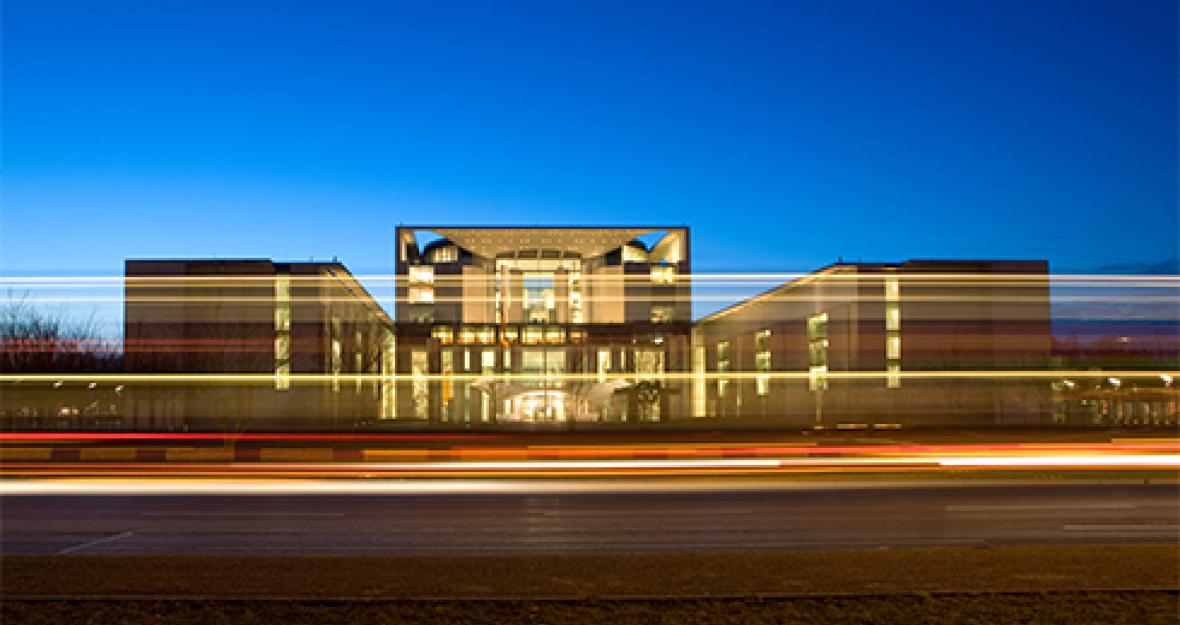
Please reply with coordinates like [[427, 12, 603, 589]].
[[4, 545, 1178, 624], [5, 592, 1178, 625]]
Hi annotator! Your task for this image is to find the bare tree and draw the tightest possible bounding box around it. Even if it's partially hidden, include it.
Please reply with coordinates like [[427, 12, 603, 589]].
[[1, 292, 121, 429]]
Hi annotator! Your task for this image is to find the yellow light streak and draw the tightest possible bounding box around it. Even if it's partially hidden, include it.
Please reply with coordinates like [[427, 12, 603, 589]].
[[5, 272, 1177, 285], [4, 370, 1176, 384], [936, 455, 1180, 467]]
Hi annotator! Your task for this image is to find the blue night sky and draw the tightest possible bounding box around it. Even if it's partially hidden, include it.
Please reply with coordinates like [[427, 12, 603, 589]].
[[2, 1, 1177, 323]]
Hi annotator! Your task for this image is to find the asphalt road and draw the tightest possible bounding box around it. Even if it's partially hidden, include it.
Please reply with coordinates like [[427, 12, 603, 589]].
[[2, 483, 1176, 556]]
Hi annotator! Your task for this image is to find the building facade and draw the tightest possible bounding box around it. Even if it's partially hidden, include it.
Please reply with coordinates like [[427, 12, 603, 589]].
[[393, 227, 691, 425], [693, 260, 1053, 427], [124, 259, 394, 431], [110, 232, 1069, 431]]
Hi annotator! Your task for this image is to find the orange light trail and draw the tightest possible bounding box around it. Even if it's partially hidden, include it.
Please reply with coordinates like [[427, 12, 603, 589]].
[[3, 441, 1176, 483]]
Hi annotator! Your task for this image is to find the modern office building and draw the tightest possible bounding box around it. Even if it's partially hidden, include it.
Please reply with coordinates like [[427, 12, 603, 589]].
[[124, 259, 394, 431], [112, 230, 1067, 431], [392, 226, 692, 425], [693, 260, 1053, 427]]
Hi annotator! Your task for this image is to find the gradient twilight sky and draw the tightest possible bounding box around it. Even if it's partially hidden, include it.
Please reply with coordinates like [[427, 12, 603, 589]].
[[3, 1, 1177, 309]]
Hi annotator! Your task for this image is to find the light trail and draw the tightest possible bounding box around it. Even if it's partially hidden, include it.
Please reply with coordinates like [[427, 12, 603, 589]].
[[3, 469, 1179, 496], [2, 449, 1176, 482], [7, 272, 1177, 283], [935, 455, 1180, 467], [0, 478, 1089, 496], [3, 369, 1176, 384], [6, 454, 1176, 473]]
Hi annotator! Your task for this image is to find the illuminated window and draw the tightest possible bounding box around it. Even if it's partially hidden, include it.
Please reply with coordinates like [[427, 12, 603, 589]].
[[524, 273, 555, 324], [598, 348, 611, 382], [636, 348, 665, 382], [756, 355, 771, 395], [441, 350, 454, 417], [807, 312, 828, 341], [650, 265, 675, 284], [717, 341, 730, 397], [569, 270, 584, 322], [807, 312, 828, 392], [756, 329, 771, 352], [274, 272, 291, 390], [809, 341, 829, 367], [330, 314, 342, 393], [409, 286, 434, 304], [651, 306, 675, 323], [809, 365, 829, 391], [274, 350, 291, 387], [432, 325, 453, 344], [885, 274, 901, 388], [885, 275, 900, 300], [411, 349, 429, 418], [432, 246, 458, 263], [756, 329, 771, 395], [381, 330, 396, 419], [355, 351, 363, 391], [692, 340, 706, 418], [408, 266, 434, 284]]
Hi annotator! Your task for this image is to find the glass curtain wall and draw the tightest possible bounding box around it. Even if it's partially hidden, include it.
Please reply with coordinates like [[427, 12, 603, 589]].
[[494, 256, 582, 324]]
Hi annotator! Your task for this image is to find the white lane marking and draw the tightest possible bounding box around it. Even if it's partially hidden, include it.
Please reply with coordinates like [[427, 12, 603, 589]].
[[1062, 524, 1179, 532], [947, 503, 1140, 511], [57, 531, 133, 554], [139, 512, 344, 517]]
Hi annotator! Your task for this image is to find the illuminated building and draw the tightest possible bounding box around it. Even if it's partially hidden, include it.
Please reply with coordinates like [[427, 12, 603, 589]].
[[113, 236, 1070, 431], [123, 259, 394, 431], [693, 260, 1053, 427], [393, 226, 692, 425]]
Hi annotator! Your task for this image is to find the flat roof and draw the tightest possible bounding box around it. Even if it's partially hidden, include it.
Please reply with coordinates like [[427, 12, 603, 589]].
[[398, 226, 688, 259]]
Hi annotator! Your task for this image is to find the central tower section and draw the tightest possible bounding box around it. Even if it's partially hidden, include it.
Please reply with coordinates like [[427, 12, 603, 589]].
[[394, 226, 690, 425]]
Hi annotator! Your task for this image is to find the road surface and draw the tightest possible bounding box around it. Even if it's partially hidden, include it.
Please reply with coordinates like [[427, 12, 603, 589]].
[[3, 481, 1176, 555]]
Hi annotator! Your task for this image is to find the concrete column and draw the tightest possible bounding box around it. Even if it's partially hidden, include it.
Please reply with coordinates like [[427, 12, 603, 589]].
[[506, 270, 524, 324]]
